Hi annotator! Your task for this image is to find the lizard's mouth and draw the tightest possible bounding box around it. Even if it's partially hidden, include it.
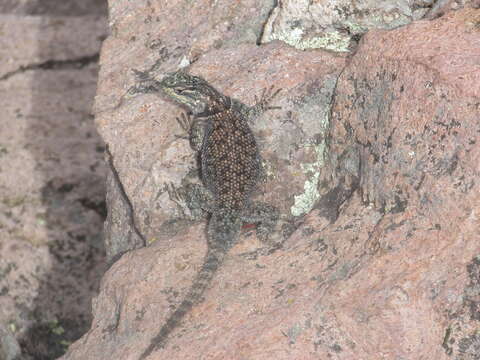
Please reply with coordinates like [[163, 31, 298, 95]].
[[161, 87, 207, 115], [161, 86, 178, 98], [162, 87, 190, 104]]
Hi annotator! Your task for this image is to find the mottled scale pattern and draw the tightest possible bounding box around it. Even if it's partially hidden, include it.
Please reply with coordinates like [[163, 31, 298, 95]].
[[202, 108, 259, 211], [139, 70, 278, 358]]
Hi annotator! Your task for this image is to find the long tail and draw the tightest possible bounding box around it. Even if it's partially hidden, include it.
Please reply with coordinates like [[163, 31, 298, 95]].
[[140, 211, 241, 359]]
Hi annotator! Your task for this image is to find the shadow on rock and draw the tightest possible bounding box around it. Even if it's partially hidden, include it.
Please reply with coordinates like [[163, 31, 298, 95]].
[[15, 2, 108, 359]]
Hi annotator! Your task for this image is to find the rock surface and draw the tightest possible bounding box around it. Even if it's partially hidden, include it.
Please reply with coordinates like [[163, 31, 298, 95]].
[[65, 3, 479, 360], [261, 0, 433, 51], [94, 0, 347, 262], [261, 0, 480, 52], [0, 323, 21, 360], [0, 3, 108, 359], [0, 0, 107, 15]]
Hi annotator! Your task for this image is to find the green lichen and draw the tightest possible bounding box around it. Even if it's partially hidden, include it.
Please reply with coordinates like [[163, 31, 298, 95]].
[[269, 27, 304, 49], [300, 31, 351, 52], [290, 77, 336, 217], [342, 21, 368, 35], [8, 322, 16, 333], [36, 213, 47, 226], [2, 196, 25, 208], [291, 142, 326, 217], [285, 322, 303, 344], [268, 27, 351, 52]]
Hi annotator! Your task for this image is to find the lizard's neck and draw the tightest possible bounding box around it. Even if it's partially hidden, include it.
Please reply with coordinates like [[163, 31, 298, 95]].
[[196, 95, 231, 118]]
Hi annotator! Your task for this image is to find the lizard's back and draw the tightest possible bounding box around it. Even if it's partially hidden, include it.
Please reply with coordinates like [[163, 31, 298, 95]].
[[202, 106, 260, 212]]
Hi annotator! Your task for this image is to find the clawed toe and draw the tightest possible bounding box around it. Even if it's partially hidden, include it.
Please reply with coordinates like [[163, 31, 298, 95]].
[[166, 182, 184, 202], [173, 112, 194, 140], [176, 112, 193, 132], [256, 85, 282, 112]]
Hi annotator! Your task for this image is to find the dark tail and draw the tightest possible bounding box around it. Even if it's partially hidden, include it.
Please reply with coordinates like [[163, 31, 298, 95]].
[[140, 211, 241, 359]]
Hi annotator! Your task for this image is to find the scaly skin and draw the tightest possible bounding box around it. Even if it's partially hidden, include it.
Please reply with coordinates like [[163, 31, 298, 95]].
[[140, 71, 280, 358]]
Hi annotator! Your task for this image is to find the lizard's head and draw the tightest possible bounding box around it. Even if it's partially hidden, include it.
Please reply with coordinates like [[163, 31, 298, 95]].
[[160, 71, 230, 116]]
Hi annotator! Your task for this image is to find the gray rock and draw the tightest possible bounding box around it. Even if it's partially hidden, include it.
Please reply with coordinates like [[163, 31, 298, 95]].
[[0, 7, 107, 360], [0, 324, 21, 360]]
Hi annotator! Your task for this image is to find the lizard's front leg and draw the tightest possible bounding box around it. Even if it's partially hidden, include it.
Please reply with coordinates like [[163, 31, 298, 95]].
[[252, 85, 282, 114], [175, 112, 205, 152], [234, 86, 282, 123]]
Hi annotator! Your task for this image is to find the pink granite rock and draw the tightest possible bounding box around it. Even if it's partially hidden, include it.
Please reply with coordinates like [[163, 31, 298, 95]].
[[64, 6, 480, 360], [94, 0, 348, 260]]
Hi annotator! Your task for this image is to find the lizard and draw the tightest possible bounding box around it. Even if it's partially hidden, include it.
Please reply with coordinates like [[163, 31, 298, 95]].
[[136, 70, 280, 358]]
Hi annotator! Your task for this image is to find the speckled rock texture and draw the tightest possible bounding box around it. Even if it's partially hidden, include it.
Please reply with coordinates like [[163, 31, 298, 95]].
[[0, 323, 21, 360], [0, 2, 108, 359], [261, 0, 480, 51], [94, 0, 347, 263], [64, 1, 479, 359]]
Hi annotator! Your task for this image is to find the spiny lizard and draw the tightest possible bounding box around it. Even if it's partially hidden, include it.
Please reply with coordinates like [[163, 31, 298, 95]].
[[137, 70, 280, 358]]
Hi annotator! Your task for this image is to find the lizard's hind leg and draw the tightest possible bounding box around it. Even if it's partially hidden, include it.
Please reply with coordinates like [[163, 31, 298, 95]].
[[241, 202, 279, 243], [167, 182, 214, 221]]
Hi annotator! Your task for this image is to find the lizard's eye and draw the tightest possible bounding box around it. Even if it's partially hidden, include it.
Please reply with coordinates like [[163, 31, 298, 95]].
[[174, 87, 195, 96]]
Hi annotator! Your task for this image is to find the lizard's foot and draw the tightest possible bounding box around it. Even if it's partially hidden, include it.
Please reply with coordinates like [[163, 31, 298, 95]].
[[254, 85, 282, 113], [174, 112, 193, 140], [128, 69, 162, 95], [242, 85, 282, 122]]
